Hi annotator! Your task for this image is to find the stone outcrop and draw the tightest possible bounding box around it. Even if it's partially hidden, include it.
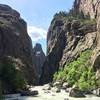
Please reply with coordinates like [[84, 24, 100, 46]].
[[74, 0, 100, 19], [0, 4, 36, 84], [73, 0, 100, 79], [40, 17, 97, 84], [40, 0, 100, 84], [32, 43, 45, 84], [69, 88, 85, 97]]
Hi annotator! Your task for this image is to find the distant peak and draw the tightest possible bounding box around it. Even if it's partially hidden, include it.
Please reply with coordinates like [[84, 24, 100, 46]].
[[0, 4, 12, 10], [33, 43, 42, 51]]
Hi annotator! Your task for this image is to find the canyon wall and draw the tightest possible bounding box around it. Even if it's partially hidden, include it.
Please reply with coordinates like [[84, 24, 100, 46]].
[[40, 0, 100, 84], [0, 4, 36, 84], [33, 43, 45, 84]]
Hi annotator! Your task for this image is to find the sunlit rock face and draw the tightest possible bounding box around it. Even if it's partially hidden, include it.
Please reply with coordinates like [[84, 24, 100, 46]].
[[74, 0, 100, 75], [40, 17, 97, 84], [32, 43, 45, 84], [74, 0, 99, 19], [0, 4, 37, 84], [40, 0, 100, 84]]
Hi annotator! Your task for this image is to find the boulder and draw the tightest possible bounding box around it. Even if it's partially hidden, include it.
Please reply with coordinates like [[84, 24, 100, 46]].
[[69, 88, 85, 98], [62, 82, 69, 89], [52, 87, 61, 93], [42, 84, 51, 90], [92, 88, 100, 96], [20, 90, 38, 96], [65, 88, 72, 93], [53, 81, 62, 88]]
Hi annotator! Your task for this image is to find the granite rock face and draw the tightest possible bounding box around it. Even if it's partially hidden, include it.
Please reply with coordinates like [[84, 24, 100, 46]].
[[91, 2, 100, 78], [32, 43, 45, 84], [0, 4, 36, 84], [41, 0, 100, 83], [74, 0, 100, 80], [74, 0, 100, 19], [40, 0, 100, 84], [40, 17, 97, 84]]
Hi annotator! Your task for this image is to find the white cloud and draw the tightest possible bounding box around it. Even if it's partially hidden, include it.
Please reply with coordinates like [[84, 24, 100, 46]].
[[27, 26, 47, 41]]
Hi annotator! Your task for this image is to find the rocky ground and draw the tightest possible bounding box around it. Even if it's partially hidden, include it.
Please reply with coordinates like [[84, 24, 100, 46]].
[[5, 84, 100, 100]]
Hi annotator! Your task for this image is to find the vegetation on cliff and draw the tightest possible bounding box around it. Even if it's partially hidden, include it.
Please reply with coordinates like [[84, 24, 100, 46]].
[[0, 57, 27, 94], [0, 81, 3, 100], [52, 11, 96, 25], [41, 6, 97, 84], [53, 50, 100, 91]]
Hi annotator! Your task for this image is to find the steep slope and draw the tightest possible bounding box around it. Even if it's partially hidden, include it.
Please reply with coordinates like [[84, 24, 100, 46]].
[[33, 43, 45, 84], [74, 0, 100, 79], [0, 4, 36, 84], [74, 0, 99, 19], [40, 0, 100, 84]]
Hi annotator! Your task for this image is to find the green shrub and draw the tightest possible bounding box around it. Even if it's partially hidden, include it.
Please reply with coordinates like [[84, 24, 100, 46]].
[[77, 67, 96, 91], [53, 68, 67, 82], [0, 81, 4, 100], [0, 58, 27, 93], [53, 49, 97, 91], [52, 10, 96, 26], [0, 82, 2, 100]]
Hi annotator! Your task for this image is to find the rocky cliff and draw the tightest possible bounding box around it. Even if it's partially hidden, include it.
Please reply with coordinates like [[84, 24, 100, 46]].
[[0, 4, 36, 84], [74, 0, 99, 19], [73, 0, 100, 78], [32, 43, 45, 84], [40, 0, 100, 84]]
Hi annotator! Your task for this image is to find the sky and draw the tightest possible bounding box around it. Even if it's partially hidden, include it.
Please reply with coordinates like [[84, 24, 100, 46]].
[[0, 0, 74, 54]]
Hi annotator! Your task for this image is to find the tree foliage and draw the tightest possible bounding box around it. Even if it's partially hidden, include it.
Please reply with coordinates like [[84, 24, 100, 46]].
[[0, 57, 26, 94], [53, 50, 99, 91], [52, 10, 96, 25]]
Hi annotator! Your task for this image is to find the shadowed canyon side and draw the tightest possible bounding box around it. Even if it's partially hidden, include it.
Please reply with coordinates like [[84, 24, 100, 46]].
[[1, 0, 100, 92], [40, 0, 100, 84], [32, 43, 46, 84], [0, 4, 37, 86], [1, 0, 100, 99]]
